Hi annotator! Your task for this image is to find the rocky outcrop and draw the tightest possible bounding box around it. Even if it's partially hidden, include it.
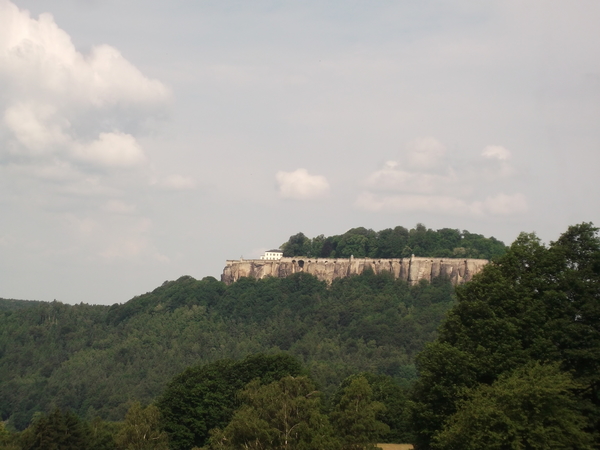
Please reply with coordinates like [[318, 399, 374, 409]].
[[221, 256, 489, 286]]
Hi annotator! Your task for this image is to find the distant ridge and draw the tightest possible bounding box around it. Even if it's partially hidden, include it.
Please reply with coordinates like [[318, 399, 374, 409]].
[[0, 298, 44, 312]]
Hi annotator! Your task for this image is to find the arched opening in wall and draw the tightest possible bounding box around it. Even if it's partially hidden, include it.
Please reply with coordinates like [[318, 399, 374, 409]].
[[298, 260, 305, 269]]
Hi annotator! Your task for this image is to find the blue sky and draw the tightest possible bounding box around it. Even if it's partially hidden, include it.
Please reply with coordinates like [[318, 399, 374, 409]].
[[1, 0, 599, 304]]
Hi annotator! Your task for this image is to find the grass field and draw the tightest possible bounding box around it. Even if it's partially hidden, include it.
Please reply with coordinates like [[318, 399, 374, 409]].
[[377, 445, 414, 450]]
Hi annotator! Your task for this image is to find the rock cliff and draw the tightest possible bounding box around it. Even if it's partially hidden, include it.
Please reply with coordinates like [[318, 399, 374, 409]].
[[221, 256, 489, 286]]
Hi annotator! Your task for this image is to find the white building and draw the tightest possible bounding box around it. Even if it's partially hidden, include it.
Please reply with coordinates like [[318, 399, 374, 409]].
[[260, 249, 283, 260]]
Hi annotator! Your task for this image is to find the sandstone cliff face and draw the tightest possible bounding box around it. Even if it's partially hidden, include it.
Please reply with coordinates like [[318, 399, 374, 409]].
[[221, 256, 489, 286]]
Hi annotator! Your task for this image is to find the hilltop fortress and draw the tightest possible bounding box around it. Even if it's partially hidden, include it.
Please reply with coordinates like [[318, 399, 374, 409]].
[[221, 255, 489, 286]]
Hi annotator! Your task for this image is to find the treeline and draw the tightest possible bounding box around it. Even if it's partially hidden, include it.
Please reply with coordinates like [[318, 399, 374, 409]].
[[279, 224, 506, 260], [157, 353, 409, 449], [0, 298, 44, 312], [0, 269, 454, 431], [0, 354, 410, 449]]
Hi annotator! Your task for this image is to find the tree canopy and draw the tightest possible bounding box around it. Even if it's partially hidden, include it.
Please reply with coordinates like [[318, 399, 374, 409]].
[[411, 223, 600, 448], [330, 376, 389, 450], [279, 224, 506, 260], [432, 362, 592, 450], [156, 353, 306, 450], [208, 376, 339, 450]]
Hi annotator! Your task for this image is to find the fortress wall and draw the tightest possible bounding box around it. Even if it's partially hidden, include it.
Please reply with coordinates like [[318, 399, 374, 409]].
[[221, 256, 489, 286]]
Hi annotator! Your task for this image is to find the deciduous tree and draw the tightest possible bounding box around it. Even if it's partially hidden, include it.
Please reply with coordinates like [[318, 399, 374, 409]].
[[115, 403, 168, 450], [432, 363, 592, 450], [331, 376, 389, 450], [209, 376, 339, 450], [157, 353, 304, 450], [412, 223, 600, 448]]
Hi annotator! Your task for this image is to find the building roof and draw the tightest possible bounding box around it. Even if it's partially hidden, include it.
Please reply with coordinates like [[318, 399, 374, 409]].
[[266, 249, 283, 253]]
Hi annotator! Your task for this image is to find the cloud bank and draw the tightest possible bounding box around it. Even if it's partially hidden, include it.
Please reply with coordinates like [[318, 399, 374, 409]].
[[0, 0, 170, 178], [356, 137, 527, 217], [276, 168, 330, 200], [0, 0, 174, 264]]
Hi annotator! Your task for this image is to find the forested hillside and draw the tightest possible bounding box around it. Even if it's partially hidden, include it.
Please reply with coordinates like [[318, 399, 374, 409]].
[[1, 223, 598, 449], [279, 224, 507, 259], [0, 270, 454, 431]]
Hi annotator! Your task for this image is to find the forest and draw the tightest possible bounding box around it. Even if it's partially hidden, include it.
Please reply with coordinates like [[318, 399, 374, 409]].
[[1, 223, 599, 449], [0, 260, 457, 443]]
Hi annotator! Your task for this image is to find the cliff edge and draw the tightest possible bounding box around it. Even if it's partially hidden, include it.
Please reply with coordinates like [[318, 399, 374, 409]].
[[221, 256, 489, 285]]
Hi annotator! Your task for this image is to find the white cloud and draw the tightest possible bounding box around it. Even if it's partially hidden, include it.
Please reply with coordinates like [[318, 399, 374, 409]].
[[406, 137, 447, 169], [63, 213, 169, 262], [66, 215, 99, 237], [356, 192, 479, 215], [357, 138, 526, 217], [1, 160, 119, 199], [1, 159, 77, 183], [102, 200, 136, 215], [100, 237, 154, 260], [0, 3, 169, 109], [364, 163, 458, 194], [482, 192, 528, 215], [73, 132, 146, 168], [482, 145, 511, 161], [159, 174, 197, 190], [355, 192, 528, 216], [98, 218, 170, 263], [276, 168, 330, 200], [479, 145, 516, 178], [3, 103, 69, 153], [0, 1, 179, 283], [0, 0, 169, 176]]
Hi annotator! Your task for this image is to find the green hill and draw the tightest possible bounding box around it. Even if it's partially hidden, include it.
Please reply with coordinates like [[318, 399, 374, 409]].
[[0, 271, 454, 430]]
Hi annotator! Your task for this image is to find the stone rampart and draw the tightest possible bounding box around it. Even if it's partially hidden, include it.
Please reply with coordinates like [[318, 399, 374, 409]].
[[221, 256, 489, 286]]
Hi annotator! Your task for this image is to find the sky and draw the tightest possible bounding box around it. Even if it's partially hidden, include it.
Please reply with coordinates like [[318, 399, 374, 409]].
[[1, 0, 599, 305]]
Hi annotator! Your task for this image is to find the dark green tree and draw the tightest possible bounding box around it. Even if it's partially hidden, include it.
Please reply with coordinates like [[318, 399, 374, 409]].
[[157, 353, 304, 450], [411, 223, 600, 448], [432, 363, 592, 450], [331, 376, 389, 450], [352, 373, 414, 444], [19, 408, 88, 450], [280, 233, 311, 257], [209, 376, 339, 450]]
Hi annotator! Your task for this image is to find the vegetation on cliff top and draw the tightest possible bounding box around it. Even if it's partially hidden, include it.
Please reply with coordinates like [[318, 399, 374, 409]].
[[279, 223, 507, 260]]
